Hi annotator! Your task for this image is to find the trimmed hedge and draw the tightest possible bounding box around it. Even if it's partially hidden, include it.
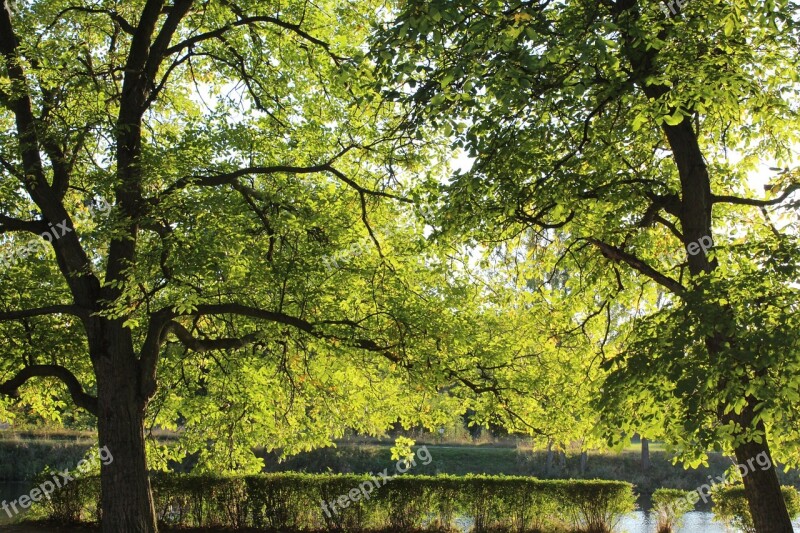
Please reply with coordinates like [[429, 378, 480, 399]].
[[30, 473, 636, 532], [558, 480, 635, 533], [713, 485, 800, 533], [31, 469, 100, 524]]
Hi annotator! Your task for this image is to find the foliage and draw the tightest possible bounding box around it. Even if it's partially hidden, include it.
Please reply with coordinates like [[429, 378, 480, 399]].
[[713, 485, 800, 533], [556, 480, 636, 533], [28, 469, 101, 524], [651, 488, 695, 533], [31, 472, 635, 532], [0, 0, 504, 483], [371, 0, 800, 473]]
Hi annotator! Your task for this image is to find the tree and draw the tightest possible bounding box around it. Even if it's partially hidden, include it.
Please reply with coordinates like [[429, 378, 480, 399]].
[[374, 0, 800, 531], [0, 0, 480, 530]]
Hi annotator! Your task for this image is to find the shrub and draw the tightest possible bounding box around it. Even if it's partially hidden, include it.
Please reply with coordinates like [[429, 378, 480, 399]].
[[457, 475, 509, 532], [713, 485, 800, 533], [30, 471, 635, 532], [556, 479, 636, 533], [370, 475, 439, 530], [652, 488, 695, 533], [244, 473, 317, 529], [501, 478, 561, 533], [150, 474, 248, 527], [424, 474, 462, 530], [314, 473, 376, 531], [30, 468, 100, 524]]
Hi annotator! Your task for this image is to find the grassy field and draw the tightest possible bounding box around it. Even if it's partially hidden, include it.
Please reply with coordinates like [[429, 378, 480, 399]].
[[257, 442, 740, 497], [2, 430, 798, 500], [0, 438, 94, 481]]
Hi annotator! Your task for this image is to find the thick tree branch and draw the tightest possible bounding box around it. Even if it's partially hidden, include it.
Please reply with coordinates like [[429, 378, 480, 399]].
[[124, 0, 166, 83], [191, 304, 406, 361], [0, 305, 85, 322], [0, 1, 100, 302], [711, 184, 800, 207], [0, 2, 50, 193], [138, 302, 406, 398], [164, 321, 261, 352], [106, 1, 194, 299], [144, 0, 195, 81], [161, 164, 332, 196], [0, 214, 47, 235], [160, 161, 411, 204], [586, 237, 685, 296], [0, 365, 97, 415]]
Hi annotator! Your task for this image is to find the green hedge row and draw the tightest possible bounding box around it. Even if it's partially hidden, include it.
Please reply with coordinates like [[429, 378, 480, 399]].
[[31, 473, 636, 532]]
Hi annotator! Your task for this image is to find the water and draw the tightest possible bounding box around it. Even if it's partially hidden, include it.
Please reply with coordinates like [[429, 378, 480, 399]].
[[620, 511, 726, 533], [0, 481, 33, 525], [446, 510, 800, 533], [619, 511, 800, 533]]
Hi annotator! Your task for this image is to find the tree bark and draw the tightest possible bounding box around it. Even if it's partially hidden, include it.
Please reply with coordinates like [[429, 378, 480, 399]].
[[93, 324, 158, 533], [641, 437, 650, 471], [733, 419, 793, 533], [545, 439, 554, 474], [649, 64, 793, 533]]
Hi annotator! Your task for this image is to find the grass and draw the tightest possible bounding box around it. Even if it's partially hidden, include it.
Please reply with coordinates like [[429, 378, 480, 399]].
[[4, 428, 800, 502], [257, 443, 738, 499], [621, 440, 667, 453], [259, 444, 521, 476], [0, 439, 94, 481]]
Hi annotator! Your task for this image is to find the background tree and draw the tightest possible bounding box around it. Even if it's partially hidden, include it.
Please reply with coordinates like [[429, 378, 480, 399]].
[[0, 0, 483, 530], [374, 0, 800, 531]]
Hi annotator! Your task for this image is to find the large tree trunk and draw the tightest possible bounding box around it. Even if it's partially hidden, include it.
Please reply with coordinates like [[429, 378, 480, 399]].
[[733, 421, 793, 533], [661, 102, 792, 533], [94, 324, 158, 533]]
